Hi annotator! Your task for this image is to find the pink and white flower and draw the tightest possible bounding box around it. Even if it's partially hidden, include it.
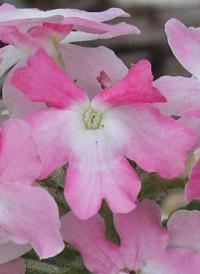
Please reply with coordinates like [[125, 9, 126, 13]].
[[0, 119, 64, 259], [0, 3, 140, 120], [11, 49, 195, 219], [60, 200, 200, 274]]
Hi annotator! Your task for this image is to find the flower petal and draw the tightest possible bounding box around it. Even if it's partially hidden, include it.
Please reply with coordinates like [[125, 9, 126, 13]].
[[0, 183, 64, 259], [153, 76, 200, 116], [106, 103, 195, 178], [0, 45, 25, 78], [0, 120, 42, 186], [60, 211, 123, 273], [60, 44, 128, 99], [168, 209, 200, 253], [3, 57, 46, 119], [0, 240, 31, 265], [142, 249, 200, 274], [0, 258, 26, 274], [93, 60, 166, 107], [185, 158, 200, 201], [11, 49, 89, 109], [165, 18, 200, 79], [65, 157, 140, 219], [114, 200, 169, 270]]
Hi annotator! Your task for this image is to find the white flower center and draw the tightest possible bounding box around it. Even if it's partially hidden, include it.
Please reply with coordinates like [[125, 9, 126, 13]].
[[83, 108, 102, 130]]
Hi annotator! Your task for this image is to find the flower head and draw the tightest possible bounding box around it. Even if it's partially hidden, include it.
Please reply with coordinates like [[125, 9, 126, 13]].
[[11, 49, 195, 219], [0, 119, 64, 259], [60, 200, 200, 274]]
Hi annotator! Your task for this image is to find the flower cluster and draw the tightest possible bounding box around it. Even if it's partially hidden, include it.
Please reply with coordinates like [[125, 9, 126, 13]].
[[0, 3, 199, 274]]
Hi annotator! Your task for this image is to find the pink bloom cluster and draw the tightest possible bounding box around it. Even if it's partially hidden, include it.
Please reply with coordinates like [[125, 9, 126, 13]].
[[0, 3, 199, 274]]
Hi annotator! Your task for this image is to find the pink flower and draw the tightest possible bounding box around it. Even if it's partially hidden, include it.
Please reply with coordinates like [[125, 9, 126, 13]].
[[0, 119, 64, 258], [152, 19, 200, 118], [0, 4, 140, 120], [60, 200, 200, 274], [11, 49, 195, 219]]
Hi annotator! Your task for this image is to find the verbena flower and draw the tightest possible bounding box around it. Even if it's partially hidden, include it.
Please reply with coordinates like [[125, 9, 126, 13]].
[[60, 200, 200, 274], [0, 3, 140, 120], [0, 119, 64, 259], [11, 49, 195, 219]]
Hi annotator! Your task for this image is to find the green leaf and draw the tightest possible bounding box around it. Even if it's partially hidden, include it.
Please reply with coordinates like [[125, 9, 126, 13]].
[[99, 200, 120, 245], [24, 243, 90, 274], [134, 165, 185, 203]]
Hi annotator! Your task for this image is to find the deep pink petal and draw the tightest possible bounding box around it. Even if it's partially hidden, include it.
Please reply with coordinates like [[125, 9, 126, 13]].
[[60, 44, 128, 99], [142, 249, 200, 274], [11, 49, 89, 109], [185, 158, 200, 201], [0, 183, 64, 259], [104, 103, 195, 178], [165, 18, 200, 79], [0, 258, 26, 274], [168, 209, 200, 253], [3, 58, 46, 119], [114, 200, 169, 270], [93, 60, 166, 106], [60, 212, 123, 273], [0, 120, 42, 186], [153, 76, 200, 116]]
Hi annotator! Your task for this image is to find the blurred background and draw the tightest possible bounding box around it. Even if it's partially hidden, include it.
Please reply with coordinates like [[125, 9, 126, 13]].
[[1, 0, 200, 79]]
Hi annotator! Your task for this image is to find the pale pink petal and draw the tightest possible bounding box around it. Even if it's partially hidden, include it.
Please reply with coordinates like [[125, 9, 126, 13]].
[[11, 49, 89, 109], [0, 228, 31, 263], [0, 258, 26, 274], [0, 6, 129, 23], [185, 158, 200, 201], [165, 18, 200, 79], [0, 45, 25, 77], [60, 212, 123, 273], [104, 103, 195, 178], [93, 60, 166, 107], [60, 44, 128, 99], [168, 209, 200, 253], [114, 200, 169, 270], [24, 107, 85, 179], [0, 120, 42, 186], [102, 157, 140, 214], [3, 58, 46, 120], [142, 249, 200, 274], [65, 157, 140, 219], [0, 183, 64, 259], [62, 17, 140, 34], [63, 28, 139, 43], [0, 240, 31, 264], [153, 76, 200, 116], [178, 115, 200, 154]]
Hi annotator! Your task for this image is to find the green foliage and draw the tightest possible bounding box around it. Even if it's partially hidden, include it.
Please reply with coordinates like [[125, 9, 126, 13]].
[[24, 243, 90, 274]]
